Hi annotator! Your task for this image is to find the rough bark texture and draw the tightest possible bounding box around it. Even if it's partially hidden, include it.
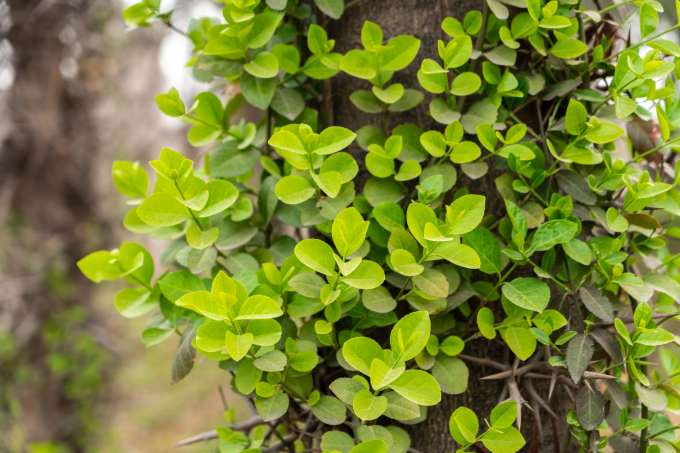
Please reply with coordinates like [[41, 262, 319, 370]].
[[327, 1, 577, 451]]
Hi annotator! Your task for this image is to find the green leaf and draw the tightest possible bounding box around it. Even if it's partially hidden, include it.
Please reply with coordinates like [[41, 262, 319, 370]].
[[141, 328, 174, 347], [585, 122, 625, 144], [606, 207, 629, 233], [189, 248, 217, 273], [312, 127, 357, 155], [343, 337, 383, 375], [566, 333, 594, 384], [491, 401, 518, 429], [245, 13, 279, 48], [235, 358, 262, 395], [414, 268, 449, 298], [362, 287, 397, 313], [176, 291, 229, 321], [555, 172, 596, 205], [576, 385, 605, 431], [388, 370, 441, 405], [243, 52, 279, 78], [503, 278, 550, 312], [271, 88, 305, 121], [312, 171, 342, 198], [172, 326, 196, 383], [350, 90, 383, 113], [288, 273, 325, 298], [563, 238, 592, 266], [407, 203, 439, 247], [112, 161, 148, 197], [353, 389, 388, 421], [78, 250, 124, 283], [225, 331, 254, 361], [272, 44, 300, 74], [432, 356, 468, 394], [332, 207, 370, 258], [381, 35, 421, 71], [275, 176, 315, 205], [340, 49, 378, 79], [565, 99, 587, 136], [342, 260, 385, 289], [449, 407, 478, 445], [530, 219, 578, 251], [330, 377, 365, 405], [391, 249, 424, 276], [446, 194, 486, 234], [450, 141, 481, 164], [254, 350, 287, 372], [635, 381, 668, 411], [137, 193, 188, 227], [503, 325, 537, 360], [383, 392, 421, 421], [236, 295, 283, 320], [186, 225, 219, 249], [640, 3, 659, 38], [373, 201, 405, 231], [390, 311, 431, 361], [199, 180, 239, 217], [313, 0, 344, 19], [481, 426, 526, 453], [373, 83, 404, 104], [463, 227, 500, 274], [361, 21, 383, 49], [389, 89, 424, 112], [579, 286, 613, 322], [549, 39, 588, 59], [432, 242, 481, 269], [241, 73, 276, 110], [350, 440, 388, 453], [311, 395, 347, 425], [321, 431, 355, 453], [478, 307, 496, 339], [307, 24, 327, 55], [615, 93, 637, 119], [450, 72, 481, 96], [256, 388, 289, 422]]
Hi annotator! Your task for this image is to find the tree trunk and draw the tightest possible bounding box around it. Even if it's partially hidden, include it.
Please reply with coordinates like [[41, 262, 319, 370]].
[[0, 1, 115, 450], [327, 1, 576, 451]]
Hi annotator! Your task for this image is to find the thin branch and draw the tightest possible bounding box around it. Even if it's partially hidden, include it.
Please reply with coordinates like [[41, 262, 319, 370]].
[[171, 416, 265, 447]]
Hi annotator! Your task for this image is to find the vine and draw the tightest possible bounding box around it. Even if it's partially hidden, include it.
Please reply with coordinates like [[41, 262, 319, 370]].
[[80, 0, 680, 451]]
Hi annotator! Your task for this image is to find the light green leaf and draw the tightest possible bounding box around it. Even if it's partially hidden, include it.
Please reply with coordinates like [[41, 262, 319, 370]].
[[225, 331, 254, 361], [236, 295, 283, 320], [275, 176, 315, 205], [138, 193, 188, 227], [390, 311, 431, 361], [354, 389, 388, 421], [343, 337, 383, 375], [530, 219, 578, 251], [388, 370, 441, 406], [342, 260, 385, 289], [503, 325, 537, 360], [502, 278, 550, 313], [446, 195, 486, 234]]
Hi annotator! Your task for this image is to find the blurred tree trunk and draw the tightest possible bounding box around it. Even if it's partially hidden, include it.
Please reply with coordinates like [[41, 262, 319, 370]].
[[0, 1, 114, 451], [327, 1, 576, 451]]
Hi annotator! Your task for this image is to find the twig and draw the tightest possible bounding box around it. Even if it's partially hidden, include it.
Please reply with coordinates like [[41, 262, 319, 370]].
[[171, 416, 265, 447], [458, 354, 509, 371]]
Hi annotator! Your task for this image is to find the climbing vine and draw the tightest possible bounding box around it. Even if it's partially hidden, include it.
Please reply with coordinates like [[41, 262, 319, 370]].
[[80, 0, 680, 451]]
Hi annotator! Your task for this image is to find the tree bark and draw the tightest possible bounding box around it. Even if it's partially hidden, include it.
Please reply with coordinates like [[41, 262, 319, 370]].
[[327, 1, 576, 451]]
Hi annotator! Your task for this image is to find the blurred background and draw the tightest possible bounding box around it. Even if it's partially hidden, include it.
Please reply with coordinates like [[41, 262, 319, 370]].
[[1, 1, 680, 452]]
